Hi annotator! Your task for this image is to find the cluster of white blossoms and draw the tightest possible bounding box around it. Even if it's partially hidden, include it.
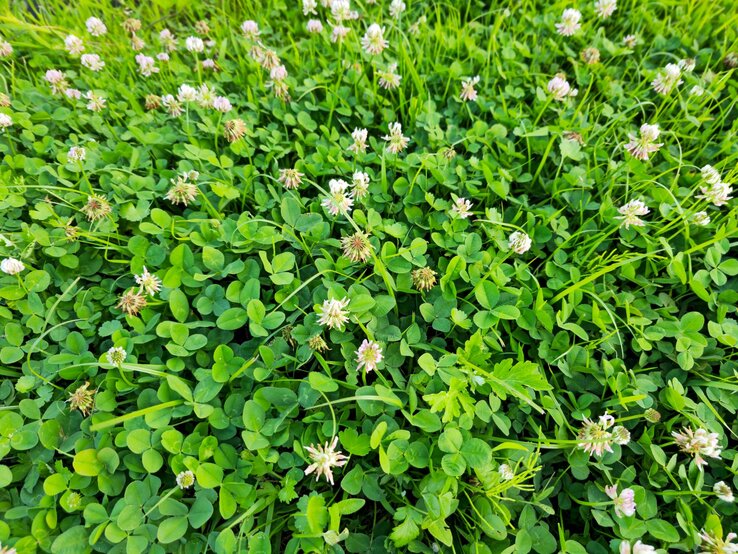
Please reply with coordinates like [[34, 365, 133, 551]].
[[0, 257, 25, 275], [64, 34, 84, 56], [619, 541, 655, 554], [166, 170, 200, 206], [85, 16, 107, 37], [175, 470, 195, 489], [135, 54, 159, 77], [713, 481, 735, 503], [304, 437, 349, 485], [0, 113, 12, 130], [459, 76, 480, 102], [547, 75, 577, 101], [134, 266, 163, 296], [616, 199, 650, 229], [377, 63, 402, 90], [451, 197, 473, 219], [698, 530, 738, 554], [698, 165, 733, 207], [382, 122, 409, 153], [105, 346, 127, 367], [577, 413, 630, 457], [348, 128, 368, 154], [318, 297, 350, 330], [555, 8, 582, 36], [594, 0, 617, 18], [672, 426, 722, 469], [652, 63, 683, 95], [624, 123, 663, 161], [356, 339, 383, 372], [321, 179, 354, 216], [67, 146, 86, 163], [508, 231, 532, 254], [278, 168, 304, 190], [361, 23, 388, 55], [605, 485, 636, 517], [80, 53, 105, 72]]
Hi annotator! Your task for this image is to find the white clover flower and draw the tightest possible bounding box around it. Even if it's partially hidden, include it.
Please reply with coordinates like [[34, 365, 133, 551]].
[[625, 123, 663, 161], [672, 426, 722, 469], [135, 54, 159, 77], [64, 34, 84, 56], [389, 0, 406, 18], [330, 24, 351, 43], [508, 231, 532, 254], [356, 339, 383, 372], [176, 470, 195, 489], [318, 297, 350, 330], [85, 91, 106, 112], [278, 168, 304, 190], [185, 36, 204, 53], [0, 257, 25, 275], [321, 179, 354, 216], [304, 436, 349, 485], [86, 17, 107, 37], [620, 540, 656, 554], [594, 0, 617, 18], [130, 35, 145, 52], [383, 122, 409, 154], [106, 346, 126, 367], [65, 88, 82, 99], [616, 199, 649, 229], [212, 96, 232, 113], [195, 84, 216, 107], [690, 85, 705, 97], [351, 171, 370, 199], [45, 69, 65, 84], [605, 485, 636, 517], [177, 84, 199, 103], [693, 211, 711, 226], [547, 75, 577, 101], [679, 58, 696, 72], [348, 128, 368, 154], [555, 8, 582, 36], [460, 76, 480, 102], [307, 20, 324, 33], [652, 63, 683, 95], [0, 113, 12, 130], [377, 63, 402, 89], [134, 266, 162, 296], [68, 146, 86, 162], [331, 0, 352, 21], [159, 29, 177, 51], [80, 53, 105, 71], [361, 23, 388, 55], [498, 464, 514, 481], [698, 530, 738, 554], [0, 40, 13, 57], [270, 65, 288, 81], [698, 168, 733, 207], [577, 413, 621, 457], [241, 20, 260, 40], [303, 0, 318, 15], [623, 34, 637, 48], [451, 197, 473, 219], [714, 481, 734, 503]]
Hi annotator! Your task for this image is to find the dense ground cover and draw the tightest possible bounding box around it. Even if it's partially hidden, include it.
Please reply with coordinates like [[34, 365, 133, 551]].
[[0, 0, 737, 552]]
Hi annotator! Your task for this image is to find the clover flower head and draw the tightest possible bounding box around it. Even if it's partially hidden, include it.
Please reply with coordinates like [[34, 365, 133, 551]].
[[86, 17, 107, 37], [619, 540, 656, 554], [555, 8, 582, 36], [304, 436, 349, 485], [241, 20, 260, 40], [652, 63, 682, 95], [212, 96, 232, 112], [624, 123, 663, 160], [389, 0, 406, 18], [0, 114, 11, 130], [348, 128, 368, 154], [176, 470, 195, 489], [351, 171, 370, 198], [303, 0, 318, 15], [68, 146, 86, 163], [451, 197, 473, 219], [672, 426, 722, 469], [412, 267, 437, 291], [498, 464, 514, 481], [85, 91, 106, 112], [508, 231, 532, 254], [341, 231, 373, 262], [279, 168, 304, 190], [82, 194, 111, 221], [135, 54, 159, 77], [605, 485, 636, 517], [65, 34, 85, 56], [616, 199, 649, 229], [714, 481, 734, 503], [322, 179, 354, 216], [68, 382, 95, 416], [224, 119, 247, 142], [577, 413, 617, 456], [134, 266, 162, 296], [361, 23, 388, 55], [117, 290, 148, 316], [460, 76, 480, 102], [698, 530, 738, 554], [307, 19, 324, 33], [356, 339, 383, 372], [185, 36, 204, 53], [81, 53, 105, 71], [594, 0, 617, 18], [331, 24, 351, 43], [548, 75, 577, 100], [0, 40, 13, 57], [383, 122, 409, 153], [308, 334, 330, 352], [1, 258, 24, 275], [377, 63, 402, 90], [318, 296, 350, 330], [106, 346, 127, 367]]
